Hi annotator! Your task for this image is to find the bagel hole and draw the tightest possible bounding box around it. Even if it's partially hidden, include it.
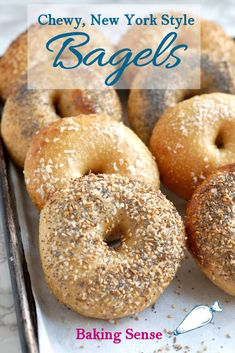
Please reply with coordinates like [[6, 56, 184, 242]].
[[52, 92, 63, 118], [51, 91, 70, 118], [215, 131, 224, 149], [0, 97, 3, 115], [182, 87, 209, 101], [182, 89, 201, 100], [106, 237, 122, 249], [84, 169, 104, 176], [104, 226, 123, 249]]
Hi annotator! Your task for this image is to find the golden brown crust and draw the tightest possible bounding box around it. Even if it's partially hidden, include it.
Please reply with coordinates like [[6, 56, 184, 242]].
[[1, 68, 122, 168], [24, 115, 159, 209], [40, 174, 185, 319], [186, 164, 235, 296], [150, 93, 235, 199]]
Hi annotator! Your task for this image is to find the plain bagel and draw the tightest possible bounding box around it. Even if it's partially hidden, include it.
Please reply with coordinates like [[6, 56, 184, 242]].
[[24, 115, 160, 209], [150, 93, 235, 199]]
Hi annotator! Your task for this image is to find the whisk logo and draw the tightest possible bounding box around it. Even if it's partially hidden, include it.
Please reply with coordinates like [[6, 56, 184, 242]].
[[170, 301, 223, 337]]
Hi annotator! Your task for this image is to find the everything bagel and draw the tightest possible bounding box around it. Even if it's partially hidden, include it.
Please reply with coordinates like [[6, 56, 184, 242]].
[[186, 164, 235, 296], [40, 174, 185, 319]]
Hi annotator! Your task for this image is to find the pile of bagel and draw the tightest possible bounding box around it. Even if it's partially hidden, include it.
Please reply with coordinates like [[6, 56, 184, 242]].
[[0, 18, 234, 320]]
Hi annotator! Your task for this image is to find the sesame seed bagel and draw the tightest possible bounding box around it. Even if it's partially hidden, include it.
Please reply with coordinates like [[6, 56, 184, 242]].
[[128, 53, 235, 145], [186, 164, 235, 296], [0, 23, 115, 101], [1, 68, 122, 168], [40, 174, 185, 319], [150, 93, 235, 200], [24, 115, 159, 210]]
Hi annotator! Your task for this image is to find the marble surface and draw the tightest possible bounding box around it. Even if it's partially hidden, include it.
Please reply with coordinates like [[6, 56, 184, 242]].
[[0, 1, 234, 353], [0, 218, 21, 353]]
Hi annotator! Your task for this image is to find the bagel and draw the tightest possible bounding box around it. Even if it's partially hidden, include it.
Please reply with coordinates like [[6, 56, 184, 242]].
[[199, 19, 235, 63], [118, 18, 235, 86], [178, 19, 235, 64], [128, 53, 235, 144], [24, 115, 159, 209], [186, 164, 235, 296], [150, 93, 235, 199], [0, 23, 115, 100], [40, 173, 185, 319], [1, 66, 122, 168], [117, 21, 166, 85]]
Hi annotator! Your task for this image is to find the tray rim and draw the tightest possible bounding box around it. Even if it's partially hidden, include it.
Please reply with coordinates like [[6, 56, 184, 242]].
[[0, 137, 39, 353]]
